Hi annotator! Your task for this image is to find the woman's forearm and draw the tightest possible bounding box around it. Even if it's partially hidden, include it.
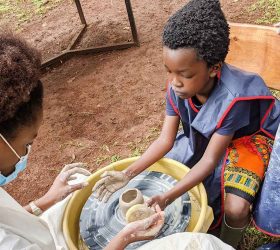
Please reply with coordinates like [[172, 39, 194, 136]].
[[104, 231, 132, 250], [24, 193, 55, 214]]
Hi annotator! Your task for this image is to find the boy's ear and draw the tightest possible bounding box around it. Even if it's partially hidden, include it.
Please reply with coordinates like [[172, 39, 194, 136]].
[[209, 62, 222, 78]]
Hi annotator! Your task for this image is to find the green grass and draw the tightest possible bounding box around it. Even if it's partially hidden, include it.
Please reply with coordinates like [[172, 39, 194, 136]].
[[111, 154, 121, 163], [0, 0, 64, 26], [248, 0, 280, 24], [271, 88, 280, 100], [0, 2, 12, 14], [240, 225, 280, 250]]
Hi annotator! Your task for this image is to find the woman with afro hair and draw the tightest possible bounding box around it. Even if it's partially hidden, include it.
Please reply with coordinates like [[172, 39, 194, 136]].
[[0, 34, 167, 249], [0, 33, 92, 248], [93, 0, 280, 248]]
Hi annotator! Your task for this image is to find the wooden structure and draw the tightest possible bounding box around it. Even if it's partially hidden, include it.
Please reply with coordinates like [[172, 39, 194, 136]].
[[226, 23, 280, 90], [41, 0, 139, 68]]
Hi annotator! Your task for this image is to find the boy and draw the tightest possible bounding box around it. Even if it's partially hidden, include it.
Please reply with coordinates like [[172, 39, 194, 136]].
[[93, 0, 280, 247]]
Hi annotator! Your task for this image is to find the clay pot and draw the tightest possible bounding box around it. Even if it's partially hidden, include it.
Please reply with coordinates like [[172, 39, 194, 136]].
[[119, 188, 144, 217]]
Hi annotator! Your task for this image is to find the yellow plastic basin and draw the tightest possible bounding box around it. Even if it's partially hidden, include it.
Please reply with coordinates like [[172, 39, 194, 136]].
[[63, 157, 214, 249]]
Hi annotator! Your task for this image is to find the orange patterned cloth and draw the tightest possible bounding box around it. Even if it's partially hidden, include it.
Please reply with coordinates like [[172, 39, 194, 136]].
[[224, 134, 273, 203]]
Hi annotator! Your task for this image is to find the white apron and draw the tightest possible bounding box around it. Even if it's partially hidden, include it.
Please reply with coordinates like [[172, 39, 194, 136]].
[[137, 232, 234, 250], [0, 187, 56, 249]]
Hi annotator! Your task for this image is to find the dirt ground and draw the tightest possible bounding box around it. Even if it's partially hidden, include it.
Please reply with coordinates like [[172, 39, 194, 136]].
[[0, 0, 277, 236], [1, 0, 279, 249], [2, 0, 268, 205]]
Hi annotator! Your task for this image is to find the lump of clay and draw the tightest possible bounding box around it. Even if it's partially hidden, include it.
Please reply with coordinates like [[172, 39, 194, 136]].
[[119, 188, 144, 217], [126, 204, 155, 223]]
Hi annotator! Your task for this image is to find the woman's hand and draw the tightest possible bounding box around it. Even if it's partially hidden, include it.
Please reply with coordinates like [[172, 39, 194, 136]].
[[123, 205, 165, 241], [44, 162, 90, 204], [92, 170, 130, 202], [25, 162, 90, 214], [104, 205, 165, 250], [146, 194, 170, 210]]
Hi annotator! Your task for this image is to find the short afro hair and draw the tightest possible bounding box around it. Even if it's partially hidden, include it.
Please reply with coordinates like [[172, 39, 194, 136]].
[[0, 33, 43, 139], [162, 0, 230, 67]]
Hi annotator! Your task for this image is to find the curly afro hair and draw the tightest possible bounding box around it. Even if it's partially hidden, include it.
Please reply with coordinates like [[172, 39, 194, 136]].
[[162, 0, 230, 67], [0, 33, 43, 139]]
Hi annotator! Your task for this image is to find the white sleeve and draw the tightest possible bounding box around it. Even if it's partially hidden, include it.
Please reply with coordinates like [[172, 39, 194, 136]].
[[0, 228, 42, 250]]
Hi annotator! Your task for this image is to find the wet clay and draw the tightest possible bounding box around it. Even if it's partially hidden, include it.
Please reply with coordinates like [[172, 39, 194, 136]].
[[80, 171, 192, 250], [126, 204, 155, 223], [119, 188, 144, 217]]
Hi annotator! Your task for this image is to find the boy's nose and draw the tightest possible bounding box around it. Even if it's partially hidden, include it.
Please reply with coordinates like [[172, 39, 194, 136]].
[[171, 77, 182, 88]]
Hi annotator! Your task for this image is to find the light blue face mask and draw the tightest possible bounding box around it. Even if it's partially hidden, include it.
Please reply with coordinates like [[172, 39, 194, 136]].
[[0, 134, 31, 186]]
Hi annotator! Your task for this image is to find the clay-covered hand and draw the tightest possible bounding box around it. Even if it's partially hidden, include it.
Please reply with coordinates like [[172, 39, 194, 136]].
[[274, 22, 280, 34], [146, 194, 170, 210], [121, 205, 165, 242], [92, 170, 130, 202], [45, 162, 90, 204]]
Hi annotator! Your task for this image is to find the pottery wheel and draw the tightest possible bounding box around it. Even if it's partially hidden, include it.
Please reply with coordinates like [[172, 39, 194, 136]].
[[80, 171, 191, 249]]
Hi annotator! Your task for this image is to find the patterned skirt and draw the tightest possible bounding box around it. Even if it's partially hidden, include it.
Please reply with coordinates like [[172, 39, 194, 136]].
[[224, 134, 273, 203]]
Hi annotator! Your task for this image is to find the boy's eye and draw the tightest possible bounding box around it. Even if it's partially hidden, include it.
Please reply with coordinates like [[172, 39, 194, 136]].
[[164, 67, 172, 74], [182, 74, 193, 79]]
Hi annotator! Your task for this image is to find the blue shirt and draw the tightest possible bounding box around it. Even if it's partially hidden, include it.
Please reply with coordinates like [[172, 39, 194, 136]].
[[166, 91, 260, 139]]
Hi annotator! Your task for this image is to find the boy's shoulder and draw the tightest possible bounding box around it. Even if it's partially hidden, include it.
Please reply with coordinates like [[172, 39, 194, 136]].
[[220, 63, 271, 98]]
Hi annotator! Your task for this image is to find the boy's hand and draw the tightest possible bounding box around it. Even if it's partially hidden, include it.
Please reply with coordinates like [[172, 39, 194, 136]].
[[92, 170, 130, 202], [146, 194, 170, 210]]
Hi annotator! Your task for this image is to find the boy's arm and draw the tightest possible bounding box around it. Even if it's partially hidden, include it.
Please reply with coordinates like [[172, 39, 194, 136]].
[[125, 115, 180, 178], [92, 115, 180, 202], [148, 132, 233, 209]]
